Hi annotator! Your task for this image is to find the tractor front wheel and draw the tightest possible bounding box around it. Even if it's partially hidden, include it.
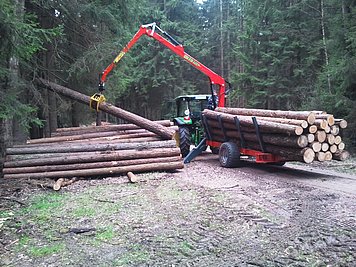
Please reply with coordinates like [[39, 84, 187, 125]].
[[179, 126, 191, 157]]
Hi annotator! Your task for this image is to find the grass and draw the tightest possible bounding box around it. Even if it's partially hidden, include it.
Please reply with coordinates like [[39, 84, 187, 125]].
[[113, 244, 150, 266], [19, 192, 67, 224], [28, 243, 65, 257]]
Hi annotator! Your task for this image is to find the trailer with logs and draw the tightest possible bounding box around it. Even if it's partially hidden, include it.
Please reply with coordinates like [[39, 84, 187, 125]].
[[184, 107, 350, 167]]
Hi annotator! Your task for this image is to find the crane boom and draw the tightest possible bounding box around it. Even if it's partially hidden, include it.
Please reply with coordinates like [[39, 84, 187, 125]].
[[99, 22, 227, 107]]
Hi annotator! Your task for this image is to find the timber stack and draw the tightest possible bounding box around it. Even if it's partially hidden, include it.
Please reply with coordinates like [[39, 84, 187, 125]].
[[203, 107, 350, 164], [2, 79, 184, 179], [3, 123, 183, 179]]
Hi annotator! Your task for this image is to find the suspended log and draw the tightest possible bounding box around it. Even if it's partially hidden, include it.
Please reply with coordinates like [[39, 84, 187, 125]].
[[4, 161, 184, 179], [203, 110, 304, 135], [334, 119, 347, 129], [3, 156, 182, 174], [215, 107, 316, 125], [333, 150, 350, 161], [4, 147, 181, 168], [36, 78, 176, 140], [210, 128, 308, 148], [7, 140, 177, 155]]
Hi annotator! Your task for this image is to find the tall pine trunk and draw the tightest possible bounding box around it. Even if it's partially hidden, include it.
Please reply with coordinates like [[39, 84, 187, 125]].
[[320, 0, 331, 93]]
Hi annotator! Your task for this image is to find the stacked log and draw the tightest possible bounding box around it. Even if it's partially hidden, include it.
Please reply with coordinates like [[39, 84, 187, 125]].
[[3, 79, 184, 179], [3, 137, 183, 179], [203, 107, 350, 163]]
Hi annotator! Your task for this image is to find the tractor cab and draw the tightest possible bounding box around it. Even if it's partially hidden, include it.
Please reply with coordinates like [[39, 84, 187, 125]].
[[174, 95, 211, 125], [173, 95, 213, 157]]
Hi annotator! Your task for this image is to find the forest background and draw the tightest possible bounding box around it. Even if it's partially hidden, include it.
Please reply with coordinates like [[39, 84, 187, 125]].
[[1, 0, 355, 158]]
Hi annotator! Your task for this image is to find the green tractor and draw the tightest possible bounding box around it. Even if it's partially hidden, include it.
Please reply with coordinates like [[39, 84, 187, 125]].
[[173, 95, 217, 157]]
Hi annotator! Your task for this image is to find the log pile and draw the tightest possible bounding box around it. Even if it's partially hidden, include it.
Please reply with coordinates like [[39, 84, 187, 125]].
[[203, 107, 350, 163], [2, 78, 184, 179], [3, 123, 183, 179], [3, 79, 184, 180]]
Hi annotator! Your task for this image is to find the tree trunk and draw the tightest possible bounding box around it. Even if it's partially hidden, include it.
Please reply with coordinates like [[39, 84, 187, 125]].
[[36, 79, 176, 140], [320, 0, 332, 93]]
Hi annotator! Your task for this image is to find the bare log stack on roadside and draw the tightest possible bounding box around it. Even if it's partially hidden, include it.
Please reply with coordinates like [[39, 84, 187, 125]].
[[3, 79, 184, 180], [3, 125, 183, 179], [203, 107, 349, 163]]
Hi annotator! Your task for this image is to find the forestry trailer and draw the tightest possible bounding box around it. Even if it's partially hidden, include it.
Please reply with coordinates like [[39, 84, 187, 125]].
[[96, 22, 230, 157]]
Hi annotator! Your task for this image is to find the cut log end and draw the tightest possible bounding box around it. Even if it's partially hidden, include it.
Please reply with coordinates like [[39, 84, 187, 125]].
[[316, 152, 326, 162], [295, 126, 304, 136], [307, 112, 316, 125], [303, 148, 315, 163], [324, 151, 333, 161], [309, 125, 318, 134], [311, 142, 321, 152], [127, 172, 139, 183], [53, 178, 65, 191], [335, 119, 347, 129], [333, 150, 350, 161]]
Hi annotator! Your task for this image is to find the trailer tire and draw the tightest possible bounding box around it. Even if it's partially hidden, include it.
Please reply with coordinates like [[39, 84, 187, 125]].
[[179, 126, 191, 157], [219, 142, 240, 168]]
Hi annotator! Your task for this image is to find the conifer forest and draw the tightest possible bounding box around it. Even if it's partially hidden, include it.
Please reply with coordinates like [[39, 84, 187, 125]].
[[1, 0, 356, 157]]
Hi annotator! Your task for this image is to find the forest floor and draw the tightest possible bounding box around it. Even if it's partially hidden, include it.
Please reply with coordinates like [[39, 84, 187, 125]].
[[0, 153, 355, 267]]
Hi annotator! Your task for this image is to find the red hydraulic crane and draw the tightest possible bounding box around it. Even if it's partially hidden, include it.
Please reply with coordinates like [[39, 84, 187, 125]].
[[98, 22, 228, 108]]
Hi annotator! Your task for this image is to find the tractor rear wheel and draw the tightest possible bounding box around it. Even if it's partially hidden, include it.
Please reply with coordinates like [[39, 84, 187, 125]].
[[219, 142, 241, 168], [179, 126, 191, 157]]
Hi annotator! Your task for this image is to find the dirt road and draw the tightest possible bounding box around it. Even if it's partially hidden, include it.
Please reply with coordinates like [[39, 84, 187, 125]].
[[1, 153, 355, 266]]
